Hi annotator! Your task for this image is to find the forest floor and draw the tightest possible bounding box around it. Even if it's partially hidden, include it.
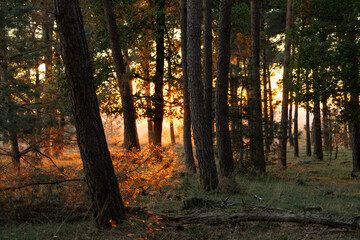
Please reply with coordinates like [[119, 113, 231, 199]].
[[1, 142, 360, 239]]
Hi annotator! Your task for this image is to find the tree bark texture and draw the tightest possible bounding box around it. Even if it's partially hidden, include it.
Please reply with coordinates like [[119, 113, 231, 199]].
[[203, 0, 213, 135], [279, 0, 294, 167], [180, 0, 196, 173], [306, 87, 312, 156], [54, 0, 127, 228], [288, 93, 294, 147], [153, 0, 165, 146], [187, 0, 218, 190], [249, 0, 265, 172], [216, 0, 234, 177], [102, 0, 140, 151]]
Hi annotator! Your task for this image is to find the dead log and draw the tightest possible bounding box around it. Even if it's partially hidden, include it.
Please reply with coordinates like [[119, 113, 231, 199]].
[[159, 212, 360, 230]]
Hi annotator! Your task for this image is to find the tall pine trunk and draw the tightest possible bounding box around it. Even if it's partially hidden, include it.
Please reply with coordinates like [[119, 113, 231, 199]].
[[249, 0, 265, 172], [263, 49, 270, 152], [294, 100, 299, 157], [54, 0, 127, 228], [288, 93, 294, 147], [216, 0, 234, 177], [102, 0, 140, 151], [322, 99, 330, 151], [153, 0, 165, 146], [313, 84, 323, 160], [180, 0, 196, 173], [279, 0, 294, 167], [203, 0, 213, 135], [188, 0, 218, 190]]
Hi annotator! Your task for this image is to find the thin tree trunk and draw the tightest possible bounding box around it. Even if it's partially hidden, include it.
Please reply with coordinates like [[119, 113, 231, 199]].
[[215, 0, 234, 177], [54, 0, 127, 228], [288, 93, 294, 147], [249, 0, 265, 172], [10, 131, 20, 173], [170, 120, 176, 145], [267, 66, 274, 143], [263, 49, 270, 152], [294, 100, 299, 157], [279, 0, 294, 167], [343, 124, 349, 149], [322, 99, 330, 151], [188, 0, 218, 190], [180, 0, 196, 173], [102, 0, 140, 151], [153, 0, 165, 146], [203, 0, 213, 135]]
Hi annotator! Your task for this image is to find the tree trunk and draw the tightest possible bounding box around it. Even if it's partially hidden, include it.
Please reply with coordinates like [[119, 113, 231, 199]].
[[322, 99, 330, 151], [54, 0, 127, 228], [215, 0, 234, 177], [180, 0, 196, 173], [262, 49, 270, 152], [153, 0, 165, 146], [313, 87, 323, 160], [249, 0, 265, 172], [294, 100, 299, 157], [343, 124, 349, 149], [10, 131, 20, 173], [187, 0, 218, 190], [203, 0, 213, 136], [279, 0, 294, 167], [102, 0, 140, 151], [288, 93, 294, 147], [267, 66, 274, 144]]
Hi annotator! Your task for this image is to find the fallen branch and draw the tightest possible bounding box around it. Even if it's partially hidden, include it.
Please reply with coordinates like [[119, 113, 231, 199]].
[[0, 178, 85, 192], [159, 212, 360, 230]]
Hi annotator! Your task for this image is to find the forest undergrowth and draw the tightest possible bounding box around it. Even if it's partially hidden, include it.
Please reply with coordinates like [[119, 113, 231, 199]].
[[1, 142, 360, 239]]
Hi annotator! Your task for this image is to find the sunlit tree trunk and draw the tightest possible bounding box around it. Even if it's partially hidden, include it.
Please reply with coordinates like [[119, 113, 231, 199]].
[[262, 49, 270, 152], [153, 0, 165, 146], [180, 0, 196, 173], [267, 66, 274, 144], [249, 0, 265, 172], [188, 0, 218, 190], [279, 0, 294, 167], [203, 0, 213, 135], [288, 92, 294, 147], [102, 0, 140, 151], [54, 0, 127, 228], [216, 0, 234, 177]]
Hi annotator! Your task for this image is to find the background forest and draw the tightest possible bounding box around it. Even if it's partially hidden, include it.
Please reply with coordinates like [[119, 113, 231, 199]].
[[0, 0, 359, 239]]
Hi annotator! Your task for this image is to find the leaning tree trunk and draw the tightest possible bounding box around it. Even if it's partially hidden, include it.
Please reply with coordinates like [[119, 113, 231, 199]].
[[215, 0, 234, 177], [153, 0, 165, 146], [279, 0, 294, 167], [187, 0, 218, 190], [180, 0, 196, 173], [102, 0, 140, 151], [203, 0, 213, 135], [249, 0, 265, 172], [54, 0, 127, 228]]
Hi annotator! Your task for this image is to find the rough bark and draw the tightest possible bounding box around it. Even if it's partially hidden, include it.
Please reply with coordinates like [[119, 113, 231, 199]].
[[54, 0, 127, 228], [249, 0, 265, 172], [279, 0, 294, 167], [153, 0, 165, 146], [102, 0, 140, 151], [215, 0, 234, 177], [187, 0, 218, 190], [203, 0, 213, 135], [180, 0, 196, 173]]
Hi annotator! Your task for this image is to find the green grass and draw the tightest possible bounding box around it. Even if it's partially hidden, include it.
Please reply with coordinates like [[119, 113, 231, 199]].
[[1, 141, 360, 239]]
